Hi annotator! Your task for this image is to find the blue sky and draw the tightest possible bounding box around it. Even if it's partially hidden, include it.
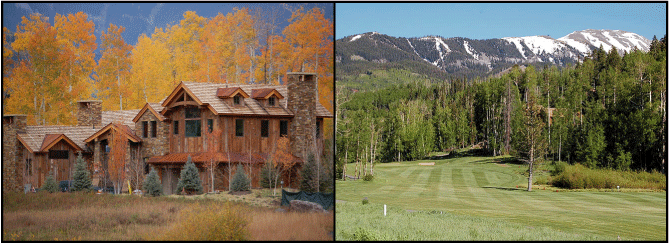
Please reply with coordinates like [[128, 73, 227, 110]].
[[3, 2, 333, 57], [336, 3, 666, 40]]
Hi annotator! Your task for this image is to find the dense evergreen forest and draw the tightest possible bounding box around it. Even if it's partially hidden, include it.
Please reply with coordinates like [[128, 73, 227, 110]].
[[336, 35, 667, 178]]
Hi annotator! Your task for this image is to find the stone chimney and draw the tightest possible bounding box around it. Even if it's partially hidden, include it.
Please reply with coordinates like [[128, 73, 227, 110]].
[[77, 100, 102, 128], [2, 114, 27, 193], [286, 72, 317, 159]]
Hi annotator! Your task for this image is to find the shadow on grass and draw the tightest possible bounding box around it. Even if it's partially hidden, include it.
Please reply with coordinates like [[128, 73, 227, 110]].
[[482, 186, 525, 191], [426, 148, 492, 161], [469, 156, 525, 165]]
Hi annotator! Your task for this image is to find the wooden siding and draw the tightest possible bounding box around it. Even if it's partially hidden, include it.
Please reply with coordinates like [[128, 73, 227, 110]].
[[23, 140, 92, 188], [220, 116, 291, 154], [168, 104, 292, 155]]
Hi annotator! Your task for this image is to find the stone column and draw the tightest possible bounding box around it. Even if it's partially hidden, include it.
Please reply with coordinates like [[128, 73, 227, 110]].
[[93, 139, 101, 185], [2, 115, 27, 193], [77, 100, 102, 128], [286, 72, 317, 159]]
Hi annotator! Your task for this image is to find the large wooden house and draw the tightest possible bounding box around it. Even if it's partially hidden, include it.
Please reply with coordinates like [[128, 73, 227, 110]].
[[2, 72, 332, 194]]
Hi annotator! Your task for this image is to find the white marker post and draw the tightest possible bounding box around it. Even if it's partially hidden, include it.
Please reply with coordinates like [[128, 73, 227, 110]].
[[384, 204, 387, 216]]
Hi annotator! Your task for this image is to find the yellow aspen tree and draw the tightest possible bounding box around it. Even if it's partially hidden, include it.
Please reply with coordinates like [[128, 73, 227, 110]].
[[10, 14, 65, 125], [109, 124, 128, 194], [54, 12, 97, 121], [96, 23, 132, 111]]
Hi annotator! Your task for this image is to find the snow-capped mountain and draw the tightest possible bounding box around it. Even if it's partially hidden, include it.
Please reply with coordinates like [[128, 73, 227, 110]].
[[557, 29, 651, 54], [336, 29, 651, 79]]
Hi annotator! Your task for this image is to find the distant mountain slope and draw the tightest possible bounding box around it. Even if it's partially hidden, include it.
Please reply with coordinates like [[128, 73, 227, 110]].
[[336, 29, 651, 85], [558, 29, 651, 54]]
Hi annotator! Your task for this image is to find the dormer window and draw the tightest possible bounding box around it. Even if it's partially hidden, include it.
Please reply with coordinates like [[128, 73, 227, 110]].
[[251, 88, 284, 108], [216, 87, 250, 106]]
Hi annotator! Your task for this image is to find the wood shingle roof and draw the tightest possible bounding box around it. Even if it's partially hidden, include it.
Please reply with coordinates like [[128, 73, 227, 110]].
[[102, 109, 141, 129], [180, 82, 332, 117], [17, 126, 98, 153]]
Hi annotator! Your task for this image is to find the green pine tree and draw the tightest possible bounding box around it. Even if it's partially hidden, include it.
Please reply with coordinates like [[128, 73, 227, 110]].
[[42, 171, 58, 193], [71, 152, 92, 192], [259, 161, 276, 189], [230, 164, 250, 192], [142, 167, 162, 197], [176, 155, 203, 195], [299, 153, 319, 192]]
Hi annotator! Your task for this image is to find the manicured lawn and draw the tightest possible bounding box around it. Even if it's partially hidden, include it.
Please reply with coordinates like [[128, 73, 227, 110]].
[[336, 155, 666, 240]]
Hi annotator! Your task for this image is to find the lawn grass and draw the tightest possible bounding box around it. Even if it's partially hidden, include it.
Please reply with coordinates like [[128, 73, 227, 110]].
[[336, 155, 666, 240], [2, 188, 333, 241]]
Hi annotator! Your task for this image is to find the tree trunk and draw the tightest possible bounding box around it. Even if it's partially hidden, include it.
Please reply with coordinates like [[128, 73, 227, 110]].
[[528, 147, 534, 192], [343, 150, 347, 180], [505, 80, 511, 154]]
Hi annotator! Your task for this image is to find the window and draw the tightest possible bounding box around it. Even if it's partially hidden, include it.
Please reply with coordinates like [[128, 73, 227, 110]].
[[185, 107, 201, 119], [150, 121, 157, 138], [233, 95, 241, 105], [174, 121, 179, 135], [25, 159, 32, 176], [280, 120, 288, 137], [316, 120, 322, 138], [142, 121, 148, 138], [261, 120, 269, 137], [105, 145, 110, 153], [207, 119, 213, 133], [185, 120, 201, 137], [268, 97, 276, 106], [235, 119, 244, 137], [185, 107, 201, 137], [49, 150, 69, 160]]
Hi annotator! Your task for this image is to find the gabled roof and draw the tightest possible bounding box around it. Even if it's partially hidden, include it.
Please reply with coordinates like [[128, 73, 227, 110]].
[[84, 122, 142, 143], [251, 88, 284, 99], [39, 134, 83, 152], [187, 82, 292, 116], [216, 87, 250, 98], [17, 126, 99, 153], [132, 103, 167, 123], [157, 81, 333, 118], [102, 109, 141, 130], [161, 82, 205, 107]]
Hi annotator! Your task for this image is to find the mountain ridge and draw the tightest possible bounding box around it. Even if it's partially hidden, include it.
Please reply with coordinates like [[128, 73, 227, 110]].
[[336, 29, 652, 83]]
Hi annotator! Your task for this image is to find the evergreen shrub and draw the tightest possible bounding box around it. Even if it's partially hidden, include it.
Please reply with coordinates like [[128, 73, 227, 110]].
[[143, 167, 162, 196], [42, 171, 58, 193], [230, 164, 250, 192], [71, 152, 92, 192], [176, 156, 203, 195]]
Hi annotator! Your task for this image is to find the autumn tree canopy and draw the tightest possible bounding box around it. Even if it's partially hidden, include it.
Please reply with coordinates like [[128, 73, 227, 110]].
[[3, 6, 334, 127]]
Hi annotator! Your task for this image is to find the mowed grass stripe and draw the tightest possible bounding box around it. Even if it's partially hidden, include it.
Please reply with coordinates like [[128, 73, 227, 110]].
[[461, 167, 505, 208], [419, 166, 443, 198], [437, 166, 457, 202], [450, 168, 482, 208], [402, 167, 431, 198], [398, 164, 417, 178]]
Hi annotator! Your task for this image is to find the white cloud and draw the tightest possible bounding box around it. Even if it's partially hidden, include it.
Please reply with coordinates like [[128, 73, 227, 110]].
[[15, 3, 35, 14], [90, 3, 110, 36]]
